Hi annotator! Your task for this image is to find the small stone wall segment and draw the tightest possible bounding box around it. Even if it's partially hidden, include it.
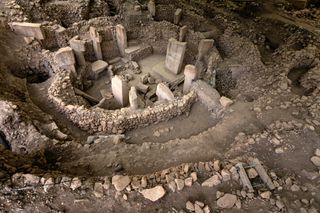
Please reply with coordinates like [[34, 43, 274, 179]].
[[48, 71, 197, 134]]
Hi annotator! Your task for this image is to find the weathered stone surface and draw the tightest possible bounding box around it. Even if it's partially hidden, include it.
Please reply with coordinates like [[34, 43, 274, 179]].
[[165, 38, 187, 75], [70, 177, 82, 190], [90, 27, 103, 60], [91, 60, 108, 78], [310, 156, 320, 167], [198, 39, 214, 58], [217, 194, 237, 209], [141, 185, 166, 202], [112, 175, 131, 191], [174, 8, 182, 25], [220, 96, 233, 108], [11, 22, 44, 40], [201, 175, 221, 187], [69, 36, 86, 66], [147, 0, 156, 16], [179, 25, 188, 42], [129, 86, 138, 110], [186, 201, 195, 211], [23, 174, 40, 186], [54, 47, 75, 66], [93, 182, 104, 198], [260, 191, 272, 199], [183, 65, 198, 94], [111, 76, 129, 107], [116, 24, 127, 56], [175, 178, 184, 191], [156, 83, 174, 101]]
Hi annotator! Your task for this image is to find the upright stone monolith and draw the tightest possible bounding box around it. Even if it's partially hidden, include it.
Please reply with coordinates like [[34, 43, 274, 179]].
[[90, 27, 103, 60], [116, 24, 127, 56], [183, 65, 198, 94], [147, 0, 156, 17], [179, 25, 188, 42], [69, 36, 86, 66], [165, 38, 187, 75], [129, 86, 138, 110], [174, 8, 182, 25], [112, 75, 129, 107]]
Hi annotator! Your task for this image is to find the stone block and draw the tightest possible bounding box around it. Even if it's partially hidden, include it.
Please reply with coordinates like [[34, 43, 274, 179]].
[[156, 83, 174, 101], [54, 47, 75, 66], [10, 22, 44, 40], [165, 38, 187, 75], [111, 75, 129, 107], [91, 60, 108, 79]]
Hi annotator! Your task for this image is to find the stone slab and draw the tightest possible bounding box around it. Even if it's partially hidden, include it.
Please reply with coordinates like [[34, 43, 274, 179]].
[[11, 22, 44, 40], [165, 38, 187, 75]]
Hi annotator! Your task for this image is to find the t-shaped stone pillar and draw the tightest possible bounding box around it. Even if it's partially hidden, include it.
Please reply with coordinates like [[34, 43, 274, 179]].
[[116, 24, 127, 56], [90, 27, 103, 60], [129, 86, 139, 110], [183, 65, 198, 94], [165, 38, 187, 75], [111, 75, 129, 107], [156, 83, 175, 101], [69, 36, 86, 66], [54, 47, 76, 75]]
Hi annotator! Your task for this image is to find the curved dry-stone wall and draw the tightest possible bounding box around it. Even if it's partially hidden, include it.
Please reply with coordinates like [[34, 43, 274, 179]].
[[48, 71, 197, 134]]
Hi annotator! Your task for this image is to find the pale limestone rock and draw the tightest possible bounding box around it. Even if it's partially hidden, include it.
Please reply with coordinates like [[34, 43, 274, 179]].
[[112, 175, 131, 191], [141, 185, 166, 202], [217, 194, 237, 209], [201, 175, 221, 187]]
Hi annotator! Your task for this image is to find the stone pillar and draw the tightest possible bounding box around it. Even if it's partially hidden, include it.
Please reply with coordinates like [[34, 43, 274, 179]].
[[90, 27, 103, 60], [54, 47, 76, 75], [147, 0, 156, 17], [111, 75, 129, 107], [198, 39, 214, 59], [183, 65, 198, 94], [116, 24, 127, 56], [69, 36, 86, 66], [129, 86, 138, 110], [165, 38, 187, 75], [156, 83, 174, 101], [179, 25, 187, 42], [174, 8, 182, 25]]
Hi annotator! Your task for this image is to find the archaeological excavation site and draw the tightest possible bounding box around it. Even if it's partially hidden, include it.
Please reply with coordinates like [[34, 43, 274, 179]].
[[0, 0, 320, 212]]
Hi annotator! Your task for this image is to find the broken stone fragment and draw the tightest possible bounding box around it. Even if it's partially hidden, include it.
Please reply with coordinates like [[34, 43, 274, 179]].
[[220, 96, 233, 107], [140, 185, 166, 202], [310, 156, 320, 167], [201, 175, 221, 187], [70, 177, 82, 190], [93, 182, 104, 198], [112, 175, 131, 191], [217, 193, 237, 209]]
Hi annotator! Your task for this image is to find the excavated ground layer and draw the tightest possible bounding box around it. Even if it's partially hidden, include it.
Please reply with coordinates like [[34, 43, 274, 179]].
[[0, 0, 320, 212]]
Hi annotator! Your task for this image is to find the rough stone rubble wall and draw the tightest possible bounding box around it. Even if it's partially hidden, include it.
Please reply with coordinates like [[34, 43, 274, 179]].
[[48, 71, 197, 134]]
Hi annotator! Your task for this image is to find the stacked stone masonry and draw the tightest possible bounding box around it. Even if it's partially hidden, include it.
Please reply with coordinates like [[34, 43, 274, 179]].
[[48, 71, 197, 134]]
